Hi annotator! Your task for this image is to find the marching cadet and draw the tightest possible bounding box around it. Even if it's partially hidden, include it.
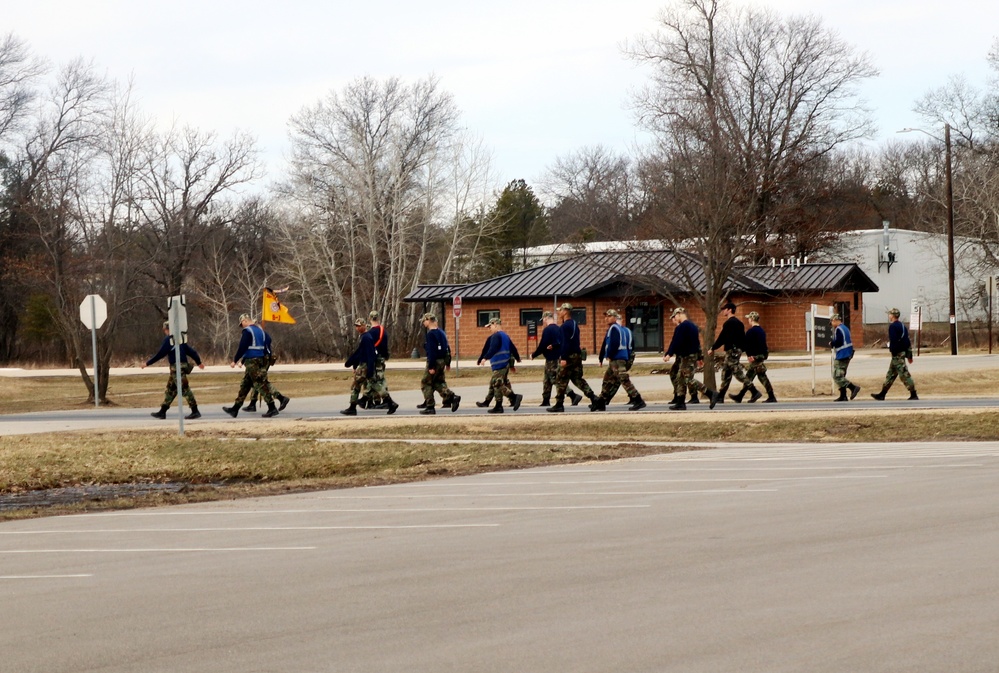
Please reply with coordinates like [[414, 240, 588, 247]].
[[593, 309, 645, 411], [531, 311, 563, 407], [547, 303, 594, 413], [142, 321, 205, 420], [223, 314, 283, 418], [361, 310, 393, 409], [476, 332, 521, 408], [418, 313, 459, 414], [241, 323, 290, 413], [706, 302, 750, 403], [342, 318, 399, 415], [663, 307, 719, 410], [830, 313, 861, 402], [871, 308, 918, 401], [478, 317, 523, 413], [729, 311, 776, 403]]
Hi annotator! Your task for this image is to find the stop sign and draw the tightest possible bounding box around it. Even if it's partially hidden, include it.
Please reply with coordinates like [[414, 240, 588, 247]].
[[453, 296, 462, 319], [79, 294, 108, 330]]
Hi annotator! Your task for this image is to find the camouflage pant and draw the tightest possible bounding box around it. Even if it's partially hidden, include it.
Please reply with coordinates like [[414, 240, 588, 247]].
[[234, 358, 274, 406], [489, 366, 515, 401], [744, 354, 774, 396], [162, 362, 197, 407], [247, 357, 282, 403], [364, 357, 389, 403], [540, 358, 559, 399], [421, 358, 453, 407], [555, 353, 594, 401], [884, 353, 915, 392], [832, 357, 853, 390], [601, 359, 638, 402], [718, 348, 748, 393], [674, 355, 708, 398], [483, 366, 515, 404], [349, 367, 370, 404]]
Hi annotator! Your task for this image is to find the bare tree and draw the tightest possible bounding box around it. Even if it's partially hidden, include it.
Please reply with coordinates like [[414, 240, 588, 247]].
[[277, 75, 461, 356], [0, 33, 46, 144], [626, 0, 876, 379]]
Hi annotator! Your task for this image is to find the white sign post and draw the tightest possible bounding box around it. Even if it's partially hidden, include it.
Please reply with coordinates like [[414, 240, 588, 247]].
[[79, 294, 107, 408], [168, 295, 189, 436], [453, 296, 462, 374]]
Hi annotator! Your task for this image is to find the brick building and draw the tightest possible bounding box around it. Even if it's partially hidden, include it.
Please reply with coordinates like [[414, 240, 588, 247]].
[[406, 250, 877, 358]]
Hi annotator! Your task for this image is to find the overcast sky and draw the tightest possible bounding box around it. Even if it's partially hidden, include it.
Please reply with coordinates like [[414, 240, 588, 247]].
[[5, 0, 998, 192]]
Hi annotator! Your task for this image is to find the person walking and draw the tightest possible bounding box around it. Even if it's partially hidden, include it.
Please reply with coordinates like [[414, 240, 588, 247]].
[[342, 318, 399, 415], [475, 332, 521, 408], [241, 324, 290, 414], [871, 308, 918, 401], [729, 311, 775, 403], [531, 311, 563, 407], [362, 310, 393, 409], [142, 321, 205, 420], [830, 313, 861, 402], [223, 314, 281, 418], [419, 313, 459, 414], [478, 317, 523, 413], [706, 302, 749, 404], [546, 303, 594, 413], [593, 309, 645, 411], [663, 307, 719, 410]]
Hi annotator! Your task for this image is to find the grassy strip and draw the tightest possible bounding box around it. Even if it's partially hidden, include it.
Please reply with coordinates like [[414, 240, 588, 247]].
[[3, 408, 998, 520]]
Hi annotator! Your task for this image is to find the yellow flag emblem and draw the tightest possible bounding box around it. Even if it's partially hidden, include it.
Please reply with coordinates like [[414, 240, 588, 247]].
[[262, 288, 296, 324]]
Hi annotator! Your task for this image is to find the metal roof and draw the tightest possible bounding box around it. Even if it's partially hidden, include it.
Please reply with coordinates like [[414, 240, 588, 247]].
[[405, 251, 877, 302]]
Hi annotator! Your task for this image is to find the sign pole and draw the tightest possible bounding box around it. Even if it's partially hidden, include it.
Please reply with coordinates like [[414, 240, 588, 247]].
[[453, 295, 462, 375], [810, 304, 817, 396], [90, 297, 99, 408]]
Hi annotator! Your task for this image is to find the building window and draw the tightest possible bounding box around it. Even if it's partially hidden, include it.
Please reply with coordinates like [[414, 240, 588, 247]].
[[477, 309, 500, 328], [571, 307, 586, 325], [520, 308, 543, 326]]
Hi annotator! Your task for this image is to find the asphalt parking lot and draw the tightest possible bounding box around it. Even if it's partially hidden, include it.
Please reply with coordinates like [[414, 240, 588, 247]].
[[3, 440, 999, 672]]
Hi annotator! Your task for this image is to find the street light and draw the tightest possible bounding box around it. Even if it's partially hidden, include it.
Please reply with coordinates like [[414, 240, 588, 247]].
[[898, 123, 958, 355]]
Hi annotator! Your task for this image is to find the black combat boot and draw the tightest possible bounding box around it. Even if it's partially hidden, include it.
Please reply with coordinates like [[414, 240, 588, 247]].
[[150, 404, 169, 419], [450, 394, 462, 412], [688, 392, 700, 404], [747, 386, 763, 403], [763, 394, 778, 403], [261, 402, 279, 417], [340, 403, 357, 416], [278, 395, 291, 411], [539, 397, 550, 407], [416, 400, 428, 409], [849, 383, 861, 400], [589, 397, 606, 412], [835, 387, 848, 402], [223, 405, 239, 418], [668, 400, 687, 411], [510, 394, 523, 411], [629, 395, 647, 411], [185, 405, 201, 420], [242, 400, 257, 412], [385, 396, 399, 414], [708, 390, 720, 409], [871, 386, 888, 401], [729, 388, 747, 403], [908, 390, 919, 400], [547, 396, 565, 413], [476, 400, 490, 408], [715, 384, 728, 404], [569, 391, 583, 406], [488, 400, 504, 414], [420, 403, 436, 415]]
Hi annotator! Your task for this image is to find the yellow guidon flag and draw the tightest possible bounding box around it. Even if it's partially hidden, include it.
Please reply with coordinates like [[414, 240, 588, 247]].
[[262, 287, 296, 324]]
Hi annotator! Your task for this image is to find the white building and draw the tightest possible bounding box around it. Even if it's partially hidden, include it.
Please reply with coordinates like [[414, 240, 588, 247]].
[[818, 228, 999, 325]]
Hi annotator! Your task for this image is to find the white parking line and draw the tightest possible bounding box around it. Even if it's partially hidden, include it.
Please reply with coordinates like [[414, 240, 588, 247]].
[[318, 490, 778, 499], [0, 547, 316, 554], [0, 524, 500, 535], [0, 574, 93, 579], [68, 505, 652, 517]]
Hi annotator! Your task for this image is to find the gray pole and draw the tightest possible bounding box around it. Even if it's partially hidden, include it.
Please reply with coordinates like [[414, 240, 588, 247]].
[[170, 303, 185, 436], [945, 123, 958, 355], [90, 297, 99, 408]]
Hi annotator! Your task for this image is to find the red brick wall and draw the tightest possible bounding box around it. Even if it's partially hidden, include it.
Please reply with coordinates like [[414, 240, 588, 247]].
[[440, 292, 866, 356]]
